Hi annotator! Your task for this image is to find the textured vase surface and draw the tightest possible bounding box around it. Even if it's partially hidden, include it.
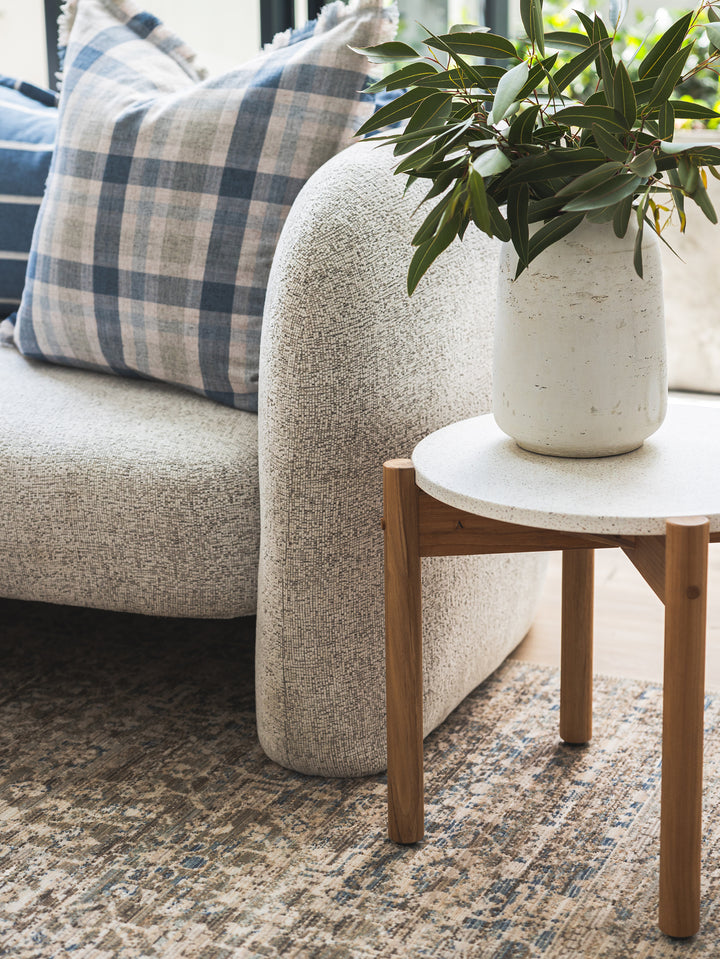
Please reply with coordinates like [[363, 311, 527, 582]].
[[493, 219, 667, 457]]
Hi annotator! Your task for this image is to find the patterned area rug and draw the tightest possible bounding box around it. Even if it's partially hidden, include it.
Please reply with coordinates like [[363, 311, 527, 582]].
[[1, 598, 719, 958]]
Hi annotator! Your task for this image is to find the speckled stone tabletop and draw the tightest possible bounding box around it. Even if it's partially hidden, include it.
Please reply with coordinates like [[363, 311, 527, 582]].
[[412, 399, 720, 536]]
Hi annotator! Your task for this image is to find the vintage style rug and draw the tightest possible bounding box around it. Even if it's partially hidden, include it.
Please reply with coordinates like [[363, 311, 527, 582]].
[[1, 598, 719, 958]]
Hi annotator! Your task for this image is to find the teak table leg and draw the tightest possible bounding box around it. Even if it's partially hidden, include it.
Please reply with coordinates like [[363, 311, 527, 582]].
[[659, 517, 709, 939], [383, 459, 424, 844], [560, 548, 594, 744]]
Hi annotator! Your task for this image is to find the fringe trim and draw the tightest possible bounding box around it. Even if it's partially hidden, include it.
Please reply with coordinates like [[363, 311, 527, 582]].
[[55, 0, 209, 89], [265, 0, 398, 51], [57, 0, 78, 49]]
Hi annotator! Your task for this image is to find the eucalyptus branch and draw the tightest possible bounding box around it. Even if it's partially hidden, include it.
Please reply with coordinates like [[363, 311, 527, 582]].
[[354, 0, 720, 291]]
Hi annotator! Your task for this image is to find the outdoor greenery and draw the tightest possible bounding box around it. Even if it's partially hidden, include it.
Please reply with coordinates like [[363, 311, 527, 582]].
[[355, 0, 720, 292]]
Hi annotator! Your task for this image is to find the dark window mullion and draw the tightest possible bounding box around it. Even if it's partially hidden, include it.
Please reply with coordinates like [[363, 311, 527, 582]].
[[484, 0, 509, 38], [260, 0, 295, 46], [44, 0, 62, 90]]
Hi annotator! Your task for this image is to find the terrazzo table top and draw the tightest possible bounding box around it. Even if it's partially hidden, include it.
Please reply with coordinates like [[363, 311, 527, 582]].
[[412, 399, 720, 536]]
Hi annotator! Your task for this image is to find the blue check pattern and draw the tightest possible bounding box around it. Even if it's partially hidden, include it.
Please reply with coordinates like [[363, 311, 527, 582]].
[[0, 76, 57, 321], [14, 0, 395, 410]]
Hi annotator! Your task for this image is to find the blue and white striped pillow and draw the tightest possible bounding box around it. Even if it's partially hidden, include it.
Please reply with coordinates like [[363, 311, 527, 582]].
[[0, 77, 57, 322], [13, 0, 397, 411]]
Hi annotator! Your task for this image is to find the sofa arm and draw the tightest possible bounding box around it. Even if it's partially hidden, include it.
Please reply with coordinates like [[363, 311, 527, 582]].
[[257, 140, 546, 777]]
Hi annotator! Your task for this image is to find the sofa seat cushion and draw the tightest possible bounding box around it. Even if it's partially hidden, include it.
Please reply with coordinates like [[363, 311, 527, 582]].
[[0, 348, 259, 617]]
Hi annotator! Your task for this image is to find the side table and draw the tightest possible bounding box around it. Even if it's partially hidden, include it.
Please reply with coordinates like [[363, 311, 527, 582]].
[[382, 401, 720, 939]]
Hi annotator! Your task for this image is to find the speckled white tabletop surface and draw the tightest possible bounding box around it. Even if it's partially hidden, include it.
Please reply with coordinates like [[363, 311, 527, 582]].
[[412, 399, 720, 535]]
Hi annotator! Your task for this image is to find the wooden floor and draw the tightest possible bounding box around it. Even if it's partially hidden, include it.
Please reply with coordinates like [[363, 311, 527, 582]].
[[511, 545, 720, 690]]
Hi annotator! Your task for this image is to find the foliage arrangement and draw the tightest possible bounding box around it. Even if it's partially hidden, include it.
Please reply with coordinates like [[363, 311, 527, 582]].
[[517, 3, 720, 112], [355, 0, 720, 293]]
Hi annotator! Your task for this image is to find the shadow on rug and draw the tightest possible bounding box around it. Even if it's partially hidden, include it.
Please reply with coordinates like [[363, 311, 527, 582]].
[[0, 598, 718, 958]]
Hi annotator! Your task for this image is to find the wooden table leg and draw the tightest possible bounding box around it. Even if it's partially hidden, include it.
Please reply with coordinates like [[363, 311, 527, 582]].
[[659, 517, 709, 938], [560, 548, 594, 744], [383, 459, 424, 844]]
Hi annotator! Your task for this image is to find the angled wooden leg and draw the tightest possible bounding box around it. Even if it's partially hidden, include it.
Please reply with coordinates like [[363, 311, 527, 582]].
[[560, 549, 594, 744], [383, 459, 424, 844], [659, 517, 709, 939]]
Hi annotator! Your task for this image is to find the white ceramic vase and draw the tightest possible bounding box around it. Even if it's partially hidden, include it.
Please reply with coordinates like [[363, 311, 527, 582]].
[[492, 218, 667, 458]]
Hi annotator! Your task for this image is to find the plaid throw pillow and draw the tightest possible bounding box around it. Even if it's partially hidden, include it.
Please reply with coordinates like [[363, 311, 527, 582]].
[[14, 0, 396, 411], [0, 77, 57, 323]]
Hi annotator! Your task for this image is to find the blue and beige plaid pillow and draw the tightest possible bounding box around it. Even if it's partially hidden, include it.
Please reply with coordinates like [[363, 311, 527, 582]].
[[0, 77, 57, 324], [14, 0, 397, 411]]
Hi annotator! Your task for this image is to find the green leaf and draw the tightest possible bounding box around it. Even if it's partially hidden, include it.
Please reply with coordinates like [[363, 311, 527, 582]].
[[666, 100, 720, 120], [600, 46, 616, 107], [585, 91, 609, 107], [486, 193, 511, 241], [392, 116, 473, 156], [629, 149, 656, 178], [633, 212, 645, 278], [450, 22, 490, 33], [505, 147, 605, 185], [508, 182, 530, 267], [551, 38, 612, 94], [407, 215, 460, 295], [709, 5, 720, 22], [707, 22, 720, 49], [414, 65, 504, 89], [631, 77, 657, 105], [551, 104, 629, 135], [520, 0, 535, 47], [613, 61, 636, 128], [644, 43, 694, 114], [364, 62, 441, 94], [613, 194, 633, 237], [585, 205, 618, 224], [527, 196, 564, 221], [637, 12, 693, 80], [412, 191, 454, 246], [679, 155, 700, 194], [522, 212, 585, 273], [561, 173, 643, 212], [488, 61, 530, 126], [657, 100, 675, 139], [667, 168, 686, 223], [544, 30, 590, 51], [591, 124, 630, 162], [508, 104, 540, 145], [554, 160, 625, 197], [426, 31, 518, 60], [393, 141, 437, 174], [590, 14, 610, 43], [574, 9, 596, 40], [404, 93, 454, 135], [532, 124, 567, 144], [531, 0, 545, 56], [350, 41, 422, 63], [468, 167, 491, 233], [355, 88, 436, 137], [472, 146, 512, 177], [516, 54, 558, 100], [660, 139, 719, 154], [659, 143, 720, 166]]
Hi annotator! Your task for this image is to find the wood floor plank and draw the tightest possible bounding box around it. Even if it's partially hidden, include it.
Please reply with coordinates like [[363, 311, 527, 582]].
[[512, 545, 720, 689]]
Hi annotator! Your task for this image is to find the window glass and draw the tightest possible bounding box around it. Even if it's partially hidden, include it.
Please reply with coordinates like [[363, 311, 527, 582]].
[[398, 0, 484, 47], [0, 0, 48, 87]]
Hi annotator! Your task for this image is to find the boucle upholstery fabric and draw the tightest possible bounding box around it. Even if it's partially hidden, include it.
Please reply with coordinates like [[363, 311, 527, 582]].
[[14, 0, 396, 412], [257, 141, 548, 778], [0, 348, 258, 617]]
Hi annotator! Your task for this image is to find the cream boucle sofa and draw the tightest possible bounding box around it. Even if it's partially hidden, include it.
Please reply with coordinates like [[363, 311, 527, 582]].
[[0, 141, 546, 777]]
